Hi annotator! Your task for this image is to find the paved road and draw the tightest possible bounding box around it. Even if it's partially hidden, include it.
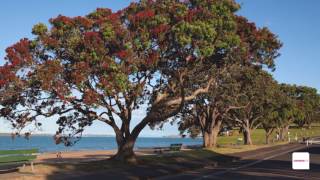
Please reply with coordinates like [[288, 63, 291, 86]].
[[158, 142, 320, 180]]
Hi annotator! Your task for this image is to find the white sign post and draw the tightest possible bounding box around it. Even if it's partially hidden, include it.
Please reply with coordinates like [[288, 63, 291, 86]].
[[292, 152, 310, 170]]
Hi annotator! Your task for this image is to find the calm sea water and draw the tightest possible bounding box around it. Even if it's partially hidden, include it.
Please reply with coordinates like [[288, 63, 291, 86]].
[[0, 136, 202, 153]]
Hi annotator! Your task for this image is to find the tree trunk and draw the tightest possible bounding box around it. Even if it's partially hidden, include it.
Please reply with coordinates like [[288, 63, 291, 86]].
[[211, 120, 222, 148], [265, 133, 270, 144], [112, 135, 137, 164], [211, 129, 219, 148], [202, 120, 221, 148], [242, 119, 253, 145], [280, 125, 289, 141], [243, 127, 253, 145], [265, 128, 274, 144], [203, 131, 213, 148], [279, 128, 284, 141]]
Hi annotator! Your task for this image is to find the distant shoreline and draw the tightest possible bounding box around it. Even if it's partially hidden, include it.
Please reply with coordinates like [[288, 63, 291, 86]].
[[0, 133, 195, 138], [0, 133, 114, 137]]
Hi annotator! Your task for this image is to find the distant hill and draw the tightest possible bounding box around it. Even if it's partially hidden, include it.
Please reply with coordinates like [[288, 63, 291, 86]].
[[162, 135, 182, 138]]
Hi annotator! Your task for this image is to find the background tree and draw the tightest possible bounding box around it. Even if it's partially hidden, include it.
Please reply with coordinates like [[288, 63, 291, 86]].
[[275, 84, 301, 140], [260, 82, 287, 144], [291, 86, 320, 129], [176, 15, 282, 147], [228, 68, 279, 145]]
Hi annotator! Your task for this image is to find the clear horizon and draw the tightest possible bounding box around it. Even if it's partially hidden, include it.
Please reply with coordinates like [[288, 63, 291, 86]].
[[0, 0, 319, 136]]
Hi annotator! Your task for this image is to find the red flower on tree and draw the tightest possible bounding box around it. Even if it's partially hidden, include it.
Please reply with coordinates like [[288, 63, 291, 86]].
[[43, 37, 59, 48], [132, 10, 155, 22], [108, 11, 122, 23], [50, 15, 74, 27], [116, 50, 128, 59], [5, 38, 32, 67], [83, 32, 103, 48], [152, 24, 170, 36], [73, 16, 93, 29], [83, 90, 99, 105]]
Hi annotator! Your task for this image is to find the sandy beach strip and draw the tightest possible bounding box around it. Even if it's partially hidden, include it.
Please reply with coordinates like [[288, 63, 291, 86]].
[[35, 149, 156, 164]]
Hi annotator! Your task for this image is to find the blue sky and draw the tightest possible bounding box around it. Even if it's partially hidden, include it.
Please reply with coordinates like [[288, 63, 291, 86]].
[[0, 0, 319, 136]]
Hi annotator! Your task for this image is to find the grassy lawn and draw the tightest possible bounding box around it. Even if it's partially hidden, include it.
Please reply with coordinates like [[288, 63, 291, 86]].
[[0, 149, 38, 155], [207, 125, 320, 154], [217, 126, 320, 146]]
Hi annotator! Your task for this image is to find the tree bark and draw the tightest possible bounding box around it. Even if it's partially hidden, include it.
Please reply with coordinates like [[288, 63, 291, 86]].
[[112, 135, 137, 164], [265, 128, 274, 144], [243, 127, 253, 145], [203, 130, 219, 148], [242, 119, 253, 145], [202, 120, 221, 148], [280, 125, 289, 141], [203, 131, 212, 148], [265, 133, 270, 144], [211, 120, 222, 148]]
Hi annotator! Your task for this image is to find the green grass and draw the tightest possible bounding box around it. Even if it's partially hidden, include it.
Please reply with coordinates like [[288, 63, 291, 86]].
[[287, 126, 320, 139], [0, 149, 38, 155], [217, 128, 267, 145], [217, 125, 320, 146]]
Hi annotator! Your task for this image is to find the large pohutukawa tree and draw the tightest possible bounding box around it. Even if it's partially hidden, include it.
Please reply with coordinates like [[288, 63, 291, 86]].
[[0, 0, 240, 162], [174, 15, 282, 148]]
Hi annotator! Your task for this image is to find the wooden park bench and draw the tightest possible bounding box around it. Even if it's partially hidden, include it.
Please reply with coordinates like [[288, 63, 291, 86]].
[[153, 144, 183, 154], [0, 149, 38, 174], [169, 143, 183, 151]]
